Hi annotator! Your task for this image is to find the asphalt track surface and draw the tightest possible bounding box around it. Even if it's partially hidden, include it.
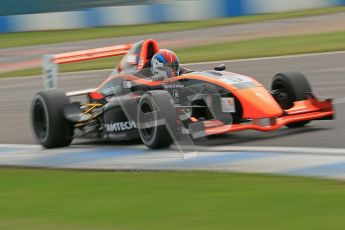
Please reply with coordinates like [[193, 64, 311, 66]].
[[1, 12, 344, 72], [0, 51, 344, 148]]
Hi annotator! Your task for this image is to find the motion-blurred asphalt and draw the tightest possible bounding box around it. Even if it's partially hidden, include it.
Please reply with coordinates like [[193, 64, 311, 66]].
[[0, 52, 344, 147]]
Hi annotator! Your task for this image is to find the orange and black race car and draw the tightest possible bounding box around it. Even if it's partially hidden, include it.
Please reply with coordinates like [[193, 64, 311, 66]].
[[31, 39, 335, 149]]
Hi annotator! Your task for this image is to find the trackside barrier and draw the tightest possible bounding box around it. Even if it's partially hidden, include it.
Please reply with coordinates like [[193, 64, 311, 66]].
[[42, 44, 132, 90], [2, 0, 345, 33]]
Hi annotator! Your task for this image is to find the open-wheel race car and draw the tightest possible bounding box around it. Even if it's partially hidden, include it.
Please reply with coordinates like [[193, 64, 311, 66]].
[[31, 39, 335, 150]]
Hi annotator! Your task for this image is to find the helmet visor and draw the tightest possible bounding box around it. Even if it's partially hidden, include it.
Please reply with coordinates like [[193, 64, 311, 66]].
[[165, 62, 180, 74]]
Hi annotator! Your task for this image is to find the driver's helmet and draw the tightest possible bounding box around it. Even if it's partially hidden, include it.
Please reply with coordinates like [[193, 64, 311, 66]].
[[151, 49, 180, 78]]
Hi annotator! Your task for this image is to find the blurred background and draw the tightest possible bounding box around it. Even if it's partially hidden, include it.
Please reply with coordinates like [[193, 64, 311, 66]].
[[1, 0, 344, 31]]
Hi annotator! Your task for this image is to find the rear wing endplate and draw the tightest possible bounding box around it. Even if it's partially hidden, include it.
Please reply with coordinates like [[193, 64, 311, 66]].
[[42, 44, 132, 90]]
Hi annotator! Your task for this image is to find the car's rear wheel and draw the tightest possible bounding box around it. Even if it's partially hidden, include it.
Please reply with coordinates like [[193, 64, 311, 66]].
[[137, 91, 176, 149], [31, 90, 74, 148], [271, 71, 312, 128]]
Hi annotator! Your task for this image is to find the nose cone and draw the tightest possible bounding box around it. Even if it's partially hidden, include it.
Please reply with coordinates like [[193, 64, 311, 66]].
[[234, 87, 283, 118]]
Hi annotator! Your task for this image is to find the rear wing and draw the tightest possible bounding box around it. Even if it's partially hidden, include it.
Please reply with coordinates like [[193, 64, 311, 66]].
[[42, 44, 132, 90]]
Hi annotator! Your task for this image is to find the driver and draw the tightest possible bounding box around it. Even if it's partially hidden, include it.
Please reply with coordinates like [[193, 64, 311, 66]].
[[151, 49, 180, 79]]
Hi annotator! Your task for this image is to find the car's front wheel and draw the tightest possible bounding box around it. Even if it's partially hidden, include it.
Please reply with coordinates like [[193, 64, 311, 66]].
[[271, 71, 312, 128], [137, 90, 177, 149]]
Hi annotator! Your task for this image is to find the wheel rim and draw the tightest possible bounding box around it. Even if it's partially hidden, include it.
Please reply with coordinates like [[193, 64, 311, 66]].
[[33, 99, 48, 140], [139, 101, 155, 140], [273, 81, 294, 109]]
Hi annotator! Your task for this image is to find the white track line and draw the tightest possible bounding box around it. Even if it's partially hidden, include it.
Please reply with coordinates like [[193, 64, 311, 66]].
[[1, 144, 345, 156], [185, 50, 345, 66], [0, 144, 40, 149]]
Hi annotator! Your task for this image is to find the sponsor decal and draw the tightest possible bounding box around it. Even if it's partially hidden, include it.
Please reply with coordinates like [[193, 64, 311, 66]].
[[190, 71, 255, 89], [220, 74, 252, 85], [123, 80, 132, 89], [221, 97, 236, 113], [173, 90, 179, 103], [127, 54, 138, 65], [163, 84, 184, 89], [105, 121, 137, 132], [138, 58, 144, 68], [43, 55, 58, 90]]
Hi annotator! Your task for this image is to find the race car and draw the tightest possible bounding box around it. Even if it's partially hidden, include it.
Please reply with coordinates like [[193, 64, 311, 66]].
[[31, 39, 335, 150]]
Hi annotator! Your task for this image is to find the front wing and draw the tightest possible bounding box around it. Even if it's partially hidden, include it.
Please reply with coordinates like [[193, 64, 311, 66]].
[[191, 96, 334, 137]]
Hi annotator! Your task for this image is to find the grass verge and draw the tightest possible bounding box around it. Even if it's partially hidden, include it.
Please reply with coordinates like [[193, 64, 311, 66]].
[[0, 6, 345, 49], [1, 31, 344, 78], [178, 31, 345, 63], [0, 168, 345, 230]]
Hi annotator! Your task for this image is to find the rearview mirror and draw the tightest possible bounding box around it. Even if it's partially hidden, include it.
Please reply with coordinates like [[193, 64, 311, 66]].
[[214, 64, 226, 71]]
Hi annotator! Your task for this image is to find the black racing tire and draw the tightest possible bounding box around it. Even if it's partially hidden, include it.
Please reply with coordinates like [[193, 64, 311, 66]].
[[137, 91, 176, 149], [271, 71, 312, 128], [31, 90, 74, 148]]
